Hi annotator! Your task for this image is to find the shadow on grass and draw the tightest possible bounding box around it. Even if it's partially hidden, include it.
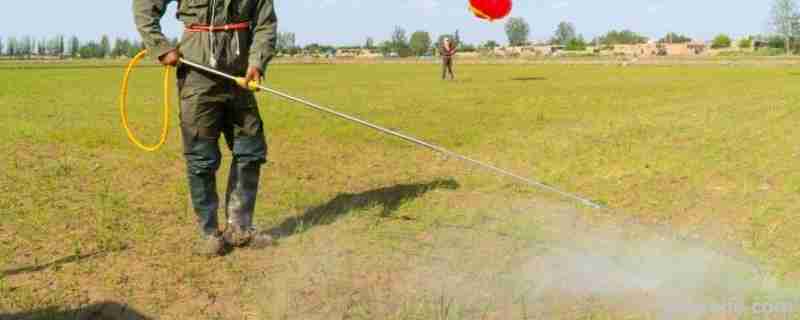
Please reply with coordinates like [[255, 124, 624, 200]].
[[1, 246, 127, 277], [0, 301, 150, 320], [510, 77, 547, 81], [268, 179, 460, 238]]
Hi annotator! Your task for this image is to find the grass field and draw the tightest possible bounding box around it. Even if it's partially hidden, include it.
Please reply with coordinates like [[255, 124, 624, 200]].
[[3, 60, 800, 319]]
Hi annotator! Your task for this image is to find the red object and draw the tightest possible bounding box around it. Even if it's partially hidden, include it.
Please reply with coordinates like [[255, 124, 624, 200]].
[[185, 21, 250, 32], [442, 45, 457, 57], [469, 0, 512, 21]]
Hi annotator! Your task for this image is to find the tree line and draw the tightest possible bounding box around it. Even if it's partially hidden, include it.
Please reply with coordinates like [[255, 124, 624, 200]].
[[6, 0, 800, 61], [504, 17, 697, 49], [0, 35, 179, 59], [274, 28, 486, 58], [0, 30, 752, 61], [376, 27, 477, 57], [503, 17, 699, 51]]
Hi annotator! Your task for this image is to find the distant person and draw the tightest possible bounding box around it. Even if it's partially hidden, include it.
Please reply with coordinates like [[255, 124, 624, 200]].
[[441, 38, 457, 80], [133, 0, 278, 257]]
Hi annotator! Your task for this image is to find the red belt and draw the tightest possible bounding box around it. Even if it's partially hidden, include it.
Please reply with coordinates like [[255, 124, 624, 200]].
[[185, 22, 250, 32]]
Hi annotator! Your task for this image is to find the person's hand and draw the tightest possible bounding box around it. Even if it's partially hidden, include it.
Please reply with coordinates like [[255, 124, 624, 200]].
[[159, 50, 180, 66], [241, 66, 262, 89]]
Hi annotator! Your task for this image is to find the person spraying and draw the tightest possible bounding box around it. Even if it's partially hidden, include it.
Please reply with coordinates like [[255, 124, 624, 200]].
[[132, 0, 277, 256]]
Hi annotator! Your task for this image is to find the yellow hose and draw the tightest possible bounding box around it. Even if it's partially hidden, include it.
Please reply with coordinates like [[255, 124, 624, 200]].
[[119, 50, 171, 152]]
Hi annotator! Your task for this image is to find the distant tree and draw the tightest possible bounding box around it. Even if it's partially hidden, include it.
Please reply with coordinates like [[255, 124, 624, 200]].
[[128, 40, 143, 57], [43, 38, 51, 55], [483, 40, 499, 50], [770, 0, 799, 54], [303, 43, 335, 56], [596, 30, 648, 45], [658, 32, 692, 44], [504, 17, 530, 46], [565, 35, 587, 51], [321, 45, 336, 54], [21, 36, 33, 58], [304, 43, 321, 53], [390, 26, 409, 51], [0, 37, 4, 57], [397, 47, 413, 57], [80, 41, 102, 59], [409, 30, 432, 56], [378, 40, 392, 56], [58, 35, 65, 58], [711, 34, 732, 49], [365, 37, 375, 49], [70, 36, 80, 58], [459, 43, 477, 52], [112, 38, 124, 57], [7, 37, 17, 57], [389, 26, 414, 57], [454, 30, 462, 46], [552, 21, 577, 46], [276, 32, 296, 53], [738, 36, 753, 49], [287, 32, 297, 52], [112, 38, 134, 58], [765, 34, 787, 48], [47, 37, 58, 56], [100, 35, 111, 58], [15, 36, 24, 58], [275, 33, 286, 52], [11, 38, 18, 58], [38, 38, 46, 56], [285, 43, 301, 56]]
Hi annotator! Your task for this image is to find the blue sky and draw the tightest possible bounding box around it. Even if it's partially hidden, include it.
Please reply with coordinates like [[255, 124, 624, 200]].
[[0, 1, 771, 45]]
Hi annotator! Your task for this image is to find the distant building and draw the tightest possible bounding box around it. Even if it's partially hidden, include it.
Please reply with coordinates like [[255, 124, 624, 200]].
[[613, 43, 657, 57], [359, 49, 383, 58], [753, 39, 770, 50], [335, 48, 360, 58], [491, 44, 563, 57], [661, 42, 707, 55], [686, 42, 707, 55], [611, 42, 706, 57], [333, 48, 382, 58], [476, 41, 712, 58]]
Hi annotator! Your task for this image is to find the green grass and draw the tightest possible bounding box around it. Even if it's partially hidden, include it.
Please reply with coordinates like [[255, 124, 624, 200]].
[[3, 60, 800, 319]]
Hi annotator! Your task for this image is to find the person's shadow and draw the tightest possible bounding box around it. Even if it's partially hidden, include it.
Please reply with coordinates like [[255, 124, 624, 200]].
[[268, 178, 460, 238], [1, 246, 128, 277], [0, 301, 150, 320]]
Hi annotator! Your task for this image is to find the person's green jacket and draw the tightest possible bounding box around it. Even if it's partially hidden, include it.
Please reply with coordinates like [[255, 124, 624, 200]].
[[133, 0, 277, 74]]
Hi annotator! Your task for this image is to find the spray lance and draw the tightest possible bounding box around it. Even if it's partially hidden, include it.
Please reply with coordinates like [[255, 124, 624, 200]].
[[119, 50, 603, 209]]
